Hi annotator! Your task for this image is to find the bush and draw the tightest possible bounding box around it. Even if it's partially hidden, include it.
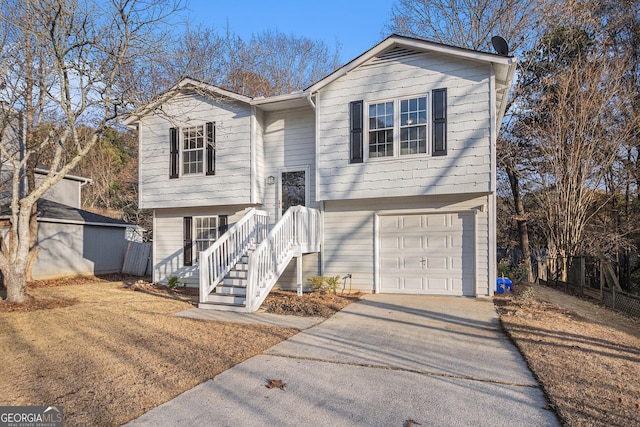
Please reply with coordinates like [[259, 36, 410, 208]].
[[167, 276, 181, 288], [306, 275, 341, 294]]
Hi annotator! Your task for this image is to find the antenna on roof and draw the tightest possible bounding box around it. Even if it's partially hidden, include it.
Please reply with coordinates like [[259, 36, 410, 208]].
[[491, 36, 509, 56]]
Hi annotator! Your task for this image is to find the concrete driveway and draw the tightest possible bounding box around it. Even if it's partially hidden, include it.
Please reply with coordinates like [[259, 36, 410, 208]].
[[125, 295, 560, 426]]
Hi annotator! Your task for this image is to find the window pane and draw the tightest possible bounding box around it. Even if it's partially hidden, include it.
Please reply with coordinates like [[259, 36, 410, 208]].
[[399, 96, 427, 156], [368, 101, 394, 158], [194, 216, 219, 261], [182, 125, 205, 175]]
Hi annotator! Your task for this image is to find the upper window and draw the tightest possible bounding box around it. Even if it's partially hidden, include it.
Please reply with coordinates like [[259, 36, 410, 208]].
[[182, 126, 204, 175], [369, 101, 394, 158], [169, 122, 215, 179], [367, 96, 428, 159], [400, 97, 427, 155], [349, 90, 446, 164]]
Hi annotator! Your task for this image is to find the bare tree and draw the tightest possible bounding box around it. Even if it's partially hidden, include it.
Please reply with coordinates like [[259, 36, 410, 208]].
[[386, 0, 543, 281], [519, 22, 637, 270], [386, 0, 541, 52], [0, 0, 182, 303]]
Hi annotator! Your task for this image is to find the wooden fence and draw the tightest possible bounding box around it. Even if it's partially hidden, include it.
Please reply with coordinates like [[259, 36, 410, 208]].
[[122, 241, 152, 276], [537, 255, 640, 318]]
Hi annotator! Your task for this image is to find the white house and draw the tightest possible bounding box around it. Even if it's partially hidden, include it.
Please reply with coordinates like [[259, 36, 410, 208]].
[[125, 35, 517, 311]]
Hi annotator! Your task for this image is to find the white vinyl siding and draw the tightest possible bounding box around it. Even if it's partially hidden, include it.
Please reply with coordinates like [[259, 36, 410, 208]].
[[152, 207, 245, 284], [322, 194, 491, 296], [274, 253, 320, 291], [316, 50, 493, 201], [261, 106, 317, 224], [138, 92, 252, 209]]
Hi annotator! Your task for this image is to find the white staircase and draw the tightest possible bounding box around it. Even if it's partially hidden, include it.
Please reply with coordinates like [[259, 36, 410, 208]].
[[199, 249, 251, 310], [198, 206, 322, 312]]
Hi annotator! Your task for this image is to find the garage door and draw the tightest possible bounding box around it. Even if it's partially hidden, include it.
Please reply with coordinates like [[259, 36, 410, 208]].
[[379, 213, 475, 295]]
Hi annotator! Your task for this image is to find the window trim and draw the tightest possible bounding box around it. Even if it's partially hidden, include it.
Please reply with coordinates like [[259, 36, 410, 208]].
[[170, 122, 215, 178], [364, 93, 433, 161], [181, 125, 205, 176], [192, 215, 220, 264]]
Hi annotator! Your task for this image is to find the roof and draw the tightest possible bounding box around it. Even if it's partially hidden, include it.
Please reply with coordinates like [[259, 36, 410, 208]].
[[34, 168, 92, 184], [123, 78, 253, 126], [124, 34, 517, 126], [0, 199, 132, 228]]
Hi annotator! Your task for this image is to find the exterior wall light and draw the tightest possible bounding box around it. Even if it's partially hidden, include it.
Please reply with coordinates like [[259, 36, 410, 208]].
[[267, 176, 275, 185]]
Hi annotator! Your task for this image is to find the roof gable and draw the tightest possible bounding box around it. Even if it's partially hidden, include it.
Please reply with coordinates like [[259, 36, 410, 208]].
[[307, 34, 515, 92], [124, 78, 252, 126], [124, 35, 517, 123]]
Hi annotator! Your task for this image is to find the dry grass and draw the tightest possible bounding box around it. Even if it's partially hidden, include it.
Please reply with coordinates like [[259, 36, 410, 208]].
[[0, 280, 298, 426], [496, 283, 640, 427]]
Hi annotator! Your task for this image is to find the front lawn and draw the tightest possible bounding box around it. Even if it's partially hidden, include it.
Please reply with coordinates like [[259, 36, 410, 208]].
[[0, 280, 297, 426]]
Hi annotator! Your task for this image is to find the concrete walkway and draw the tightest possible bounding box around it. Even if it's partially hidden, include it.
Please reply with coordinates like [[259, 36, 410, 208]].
[[173, 307, 325, 330], [125, 295, 560, 427]]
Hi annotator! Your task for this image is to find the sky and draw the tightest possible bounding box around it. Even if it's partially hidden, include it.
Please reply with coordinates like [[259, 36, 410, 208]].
[[184, 0, 397, 64]]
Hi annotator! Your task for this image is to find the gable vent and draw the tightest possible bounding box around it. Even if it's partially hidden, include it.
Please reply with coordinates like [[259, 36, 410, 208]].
[[366, 46, 425, 66]]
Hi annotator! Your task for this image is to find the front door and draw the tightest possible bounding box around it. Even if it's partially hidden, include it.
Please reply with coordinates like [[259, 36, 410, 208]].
[[280, 170, 306, 216]]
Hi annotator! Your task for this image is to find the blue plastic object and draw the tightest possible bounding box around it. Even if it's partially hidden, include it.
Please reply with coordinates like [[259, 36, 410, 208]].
[[496, 277, 513, 294]]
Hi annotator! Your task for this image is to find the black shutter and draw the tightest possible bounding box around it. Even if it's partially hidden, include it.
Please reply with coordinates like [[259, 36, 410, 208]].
[[432, 89, 447, 156], [183, 216, 193, 266], [206, 121, 216, 175], [218, 215, 228, 235], [169, 127, 179, 178], [349, 100, 363, 163]]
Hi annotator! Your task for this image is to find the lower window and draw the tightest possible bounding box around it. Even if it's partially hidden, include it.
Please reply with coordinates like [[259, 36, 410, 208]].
[[194, 216, 219, 261]]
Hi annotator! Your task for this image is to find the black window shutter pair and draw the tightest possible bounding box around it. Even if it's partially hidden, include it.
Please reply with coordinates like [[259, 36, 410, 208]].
[[169, 122, 216, 178], [349, 89, 447, 160], [183, 215, 228, 266]]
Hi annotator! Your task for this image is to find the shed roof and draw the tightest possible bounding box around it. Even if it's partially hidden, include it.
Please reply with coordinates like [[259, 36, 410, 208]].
[[1, 199, 132, 228]]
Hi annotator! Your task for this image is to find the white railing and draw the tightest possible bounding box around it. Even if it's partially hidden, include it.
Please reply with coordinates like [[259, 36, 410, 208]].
[[199, 208, 269, 303], [245, 206, 322, 312]]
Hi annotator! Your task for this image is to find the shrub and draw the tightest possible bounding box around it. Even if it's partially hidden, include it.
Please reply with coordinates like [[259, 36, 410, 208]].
[[167, 276, 181, 288], [307, 276, 326, 293], [306, 275, 342, 294]]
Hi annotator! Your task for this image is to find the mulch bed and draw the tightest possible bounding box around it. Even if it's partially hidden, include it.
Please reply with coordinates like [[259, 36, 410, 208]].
[[261, 290, 362, 317]]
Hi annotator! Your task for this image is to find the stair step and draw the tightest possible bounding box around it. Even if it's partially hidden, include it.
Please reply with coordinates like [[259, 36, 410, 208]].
[[206, 293, 246, 305], [214, 285, 247, 296], [198, 301, 247, 312], [226, 269, 248, 279], [223, 277, 247, 286], [234, 262, 249, 271]]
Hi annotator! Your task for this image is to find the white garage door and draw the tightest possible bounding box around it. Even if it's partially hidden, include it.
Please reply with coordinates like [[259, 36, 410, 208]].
[[379, 213, 475, 295]]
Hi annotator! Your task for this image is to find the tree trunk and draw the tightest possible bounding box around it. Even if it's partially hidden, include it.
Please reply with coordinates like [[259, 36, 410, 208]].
[[506, 163, 534, 282], [25, 203, 39, 282], [3, 262, 28, 303]]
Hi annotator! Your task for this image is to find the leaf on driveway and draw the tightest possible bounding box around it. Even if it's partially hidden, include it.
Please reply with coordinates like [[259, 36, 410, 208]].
[[266, 379, 287, 390]]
